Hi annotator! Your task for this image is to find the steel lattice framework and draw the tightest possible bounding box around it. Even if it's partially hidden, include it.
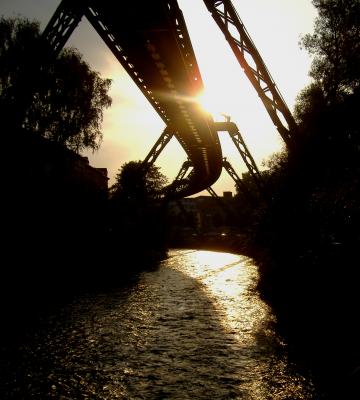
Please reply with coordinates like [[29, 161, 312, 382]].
[[214, 121, 266, 194], [165, 159, 194, 199], [43, 0, 223, 199], [142, 128, 174, 169], [42, 0, 299, 200], [222, 158, 258, 205], [203, 0, 298, 149], [42, 0, 85, 58], [143, 0, 299, 199]]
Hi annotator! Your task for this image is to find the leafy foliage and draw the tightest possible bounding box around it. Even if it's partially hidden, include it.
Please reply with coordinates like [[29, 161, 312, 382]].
[[252, 2, 360, 395], [0, 17, 112, 152], [300, 0, 360, 102], [110, 161, 168, 205], [108, 161, 168, 257]]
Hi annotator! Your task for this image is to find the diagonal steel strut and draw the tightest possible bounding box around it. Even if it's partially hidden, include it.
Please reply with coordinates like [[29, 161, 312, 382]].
[[214, 121, 265, 191], [222, 158, 258, 205], [42, 0, 86, 58], [142, 127, 174, 170], [214, 121, 268, 201], [203, 0, 298, 149]]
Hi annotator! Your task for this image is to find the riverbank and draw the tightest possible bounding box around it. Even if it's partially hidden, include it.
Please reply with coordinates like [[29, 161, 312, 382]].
[[170, 234, 360, 399], [253, 245, 360, 399]]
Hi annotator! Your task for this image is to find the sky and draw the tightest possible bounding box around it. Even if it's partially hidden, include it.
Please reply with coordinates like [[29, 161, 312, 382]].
[[1, 0, 317, 196]]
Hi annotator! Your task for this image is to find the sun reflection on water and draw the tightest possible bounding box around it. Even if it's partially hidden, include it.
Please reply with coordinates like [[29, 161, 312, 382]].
[[170, 250, 270, 340], [164, 249, 314, 398], [6, 249, 315, 399], [187, 249, 239, 270]]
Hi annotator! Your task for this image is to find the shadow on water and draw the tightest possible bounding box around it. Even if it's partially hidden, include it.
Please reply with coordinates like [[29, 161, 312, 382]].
[[0, 249, 316, 399]]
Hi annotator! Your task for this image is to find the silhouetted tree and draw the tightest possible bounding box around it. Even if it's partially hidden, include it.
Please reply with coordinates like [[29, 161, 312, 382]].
[[110, 161, 167, 206], [0, 17, 112, 152], [293, 0, 359, 151], [108, 161, 168, 256], [259, 0, 360, 257], [300, 0, 360, 103], [252, 2, 360, 396]]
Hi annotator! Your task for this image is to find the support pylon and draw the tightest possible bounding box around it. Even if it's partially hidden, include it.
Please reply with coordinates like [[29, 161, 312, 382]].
[[222, 158, 259, 205], [142, 127, 174, 171], [214, 121, 267, 198], [164, 159, 193, 201], [42, 0, 85, 58], [203, 0, 298, 149]]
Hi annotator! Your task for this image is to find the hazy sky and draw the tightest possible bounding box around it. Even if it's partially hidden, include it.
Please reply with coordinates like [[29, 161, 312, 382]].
[[1, 0, 317, 196]]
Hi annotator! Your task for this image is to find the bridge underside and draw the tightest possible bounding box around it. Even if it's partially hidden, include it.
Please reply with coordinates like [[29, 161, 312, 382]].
[[44, 0, 223, 198]]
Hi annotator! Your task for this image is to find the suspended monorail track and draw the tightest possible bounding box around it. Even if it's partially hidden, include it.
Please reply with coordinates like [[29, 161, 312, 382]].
[[43, 0, 223, 198], [43, 0, 299, 199]]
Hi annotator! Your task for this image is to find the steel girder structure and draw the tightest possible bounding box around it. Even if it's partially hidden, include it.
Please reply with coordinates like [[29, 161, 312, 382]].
[[143, 118, 265, 201], [203, 0, 298, 149], [164, 122, 263, 202], [214, 121, 266, 195], [4, 0, 85, 132], [206, 186, 219, 198], [174, 160, 193, 182], [164, 159, 194, 199], [42, 0, 86, 58], [142, 127, 174, 170], [222, 158, 258, 204], [43, 0, 223, 199]]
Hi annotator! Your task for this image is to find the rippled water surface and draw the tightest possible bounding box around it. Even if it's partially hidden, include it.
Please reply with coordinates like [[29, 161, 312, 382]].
[[1, 249, 316, 399]]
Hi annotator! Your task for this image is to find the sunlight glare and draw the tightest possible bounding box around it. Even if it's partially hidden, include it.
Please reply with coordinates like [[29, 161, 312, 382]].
[[198, 250, 238, 267], [196, 90, 229, 121], [173, 249, 267, 340]]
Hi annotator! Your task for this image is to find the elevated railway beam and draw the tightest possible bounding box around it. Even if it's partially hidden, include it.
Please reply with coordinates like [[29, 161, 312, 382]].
[[44, 0, 223, 198]]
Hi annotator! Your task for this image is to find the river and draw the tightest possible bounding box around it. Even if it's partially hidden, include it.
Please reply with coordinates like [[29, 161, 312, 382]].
[[0, 249, 318, 399]]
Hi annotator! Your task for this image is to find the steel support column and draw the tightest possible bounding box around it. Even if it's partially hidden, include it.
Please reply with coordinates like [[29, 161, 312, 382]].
[[214, 121, 265, 194], [222, 158, 258, 205], [42, 0, 86, 58], [164, 159, 194, 200], [142, 127, 174, 170], [203, 0, 298, 148], [206, 186, 219, 198]]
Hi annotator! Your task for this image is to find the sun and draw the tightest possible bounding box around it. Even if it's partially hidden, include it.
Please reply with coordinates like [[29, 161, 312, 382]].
[[196, 89, 229, 121]]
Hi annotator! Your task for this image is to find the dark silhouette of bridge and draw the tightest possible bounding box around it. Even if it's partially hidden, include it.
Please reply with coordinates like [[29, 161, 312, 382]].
[[43, 0, 298, 199]]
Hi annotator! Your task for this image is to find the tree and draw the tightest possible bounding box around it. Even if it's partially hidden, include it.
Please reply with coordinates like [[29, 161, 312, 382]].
[[0, 17, 112, 152], [109, 161, 168, 257], [253, 4, 360, 394], [300, 0, 360, 103], [294, 82, 327, 131], [295, 0, 360, 146], [110, 161, 168, 206]]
